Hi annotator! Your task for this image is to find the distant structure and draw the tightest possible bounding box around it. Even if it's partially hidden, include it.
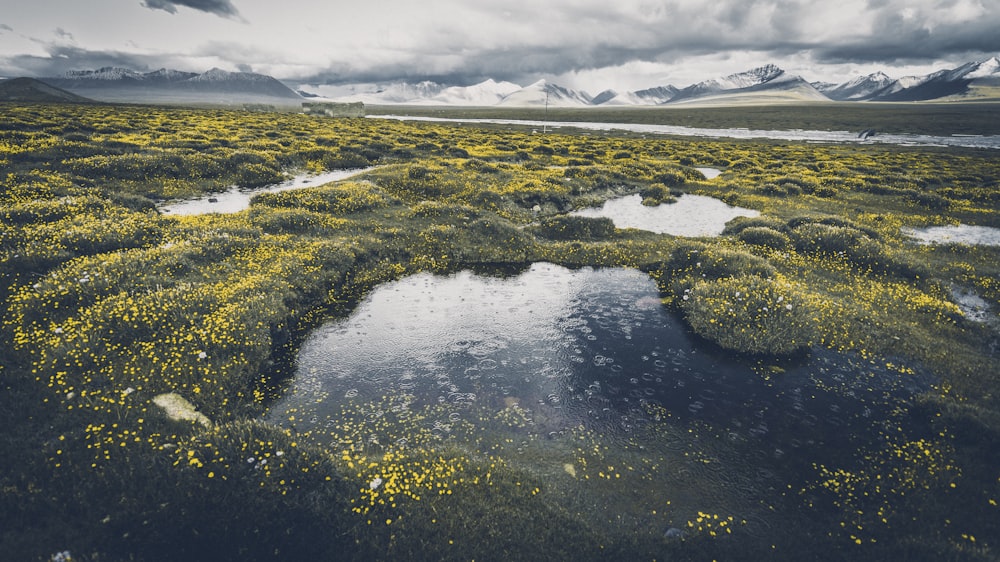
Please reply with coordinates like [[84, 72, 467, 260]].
[[302, 101, 365, 118]]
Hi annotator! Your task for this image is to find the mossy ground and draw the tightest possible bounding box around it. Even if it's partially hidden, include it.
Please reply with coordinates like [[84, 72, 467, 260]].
[[1, 102, 998, 561]]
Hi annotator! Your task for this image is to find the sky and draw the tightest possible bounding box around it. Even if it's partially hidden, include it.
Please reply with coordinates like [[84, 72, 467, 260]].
[[1, 0, 998, 93]]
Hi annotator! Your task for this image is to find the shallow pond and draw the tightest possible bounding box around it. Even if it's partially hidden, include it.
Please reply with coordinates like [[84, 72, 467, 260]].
[[694, 167, 722, 179], [268, 263, 934, 534], [903, 224, 1000, 246], [570, 193, 758, 236], [159, 167, 373, 215]]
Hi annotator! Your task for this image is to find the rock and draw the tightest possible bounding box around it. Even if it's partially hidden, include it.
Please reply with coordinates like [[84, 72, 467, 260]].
[[152, 392, 211, 427]]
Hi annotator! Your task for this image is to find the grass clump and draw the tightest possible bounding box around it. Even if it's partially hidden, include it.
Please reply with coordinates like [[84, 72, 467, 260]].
[[736, 226, 791, 250], [533, 215, 617, 241], [679, 275, 816, 355]]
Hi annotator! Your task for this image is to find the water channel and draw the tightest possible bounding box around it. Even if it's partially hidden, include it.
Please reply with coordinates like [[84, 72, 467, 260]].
[[373, 115, 1000, 149], [159, 167, 373, 215]]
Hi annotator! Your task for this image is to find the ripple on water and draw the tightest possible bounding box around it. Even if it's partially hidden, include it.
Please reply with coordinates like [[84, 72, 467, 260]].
[[264, 263, 938, 540]]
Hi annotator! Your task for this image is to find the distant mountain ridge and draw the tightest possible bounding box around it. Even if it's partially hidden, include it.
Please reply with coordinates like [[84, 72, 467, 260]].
[[21, 56, 1000, 108], [42, 66, 302, 106], [0, 77, 95, 104], [311, 56, 1000, 106]]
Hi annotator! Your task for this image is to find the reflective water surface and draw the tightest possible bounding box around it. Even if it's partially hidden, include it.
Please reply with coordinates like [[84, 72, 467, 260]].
[[268, 264, 934, 531], [903, 224, 1000, 246], [570, 193, 759, 236], [159, 167, 374, 215]]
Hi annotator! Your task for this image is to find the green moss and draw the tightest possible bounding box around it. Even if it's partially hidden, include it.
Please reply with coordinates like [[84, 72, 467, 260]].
[[679, 275, 816, 355]]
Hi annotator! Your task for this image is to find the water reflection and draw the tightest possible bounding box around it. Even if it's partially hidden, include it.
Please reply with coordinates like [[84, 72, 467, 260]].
[[159, 167, 374, 215], [269, 263, 931, 456], [695, 167, 723, 179], [570, 193, 759, 236], [903, 224, 1000, 246]]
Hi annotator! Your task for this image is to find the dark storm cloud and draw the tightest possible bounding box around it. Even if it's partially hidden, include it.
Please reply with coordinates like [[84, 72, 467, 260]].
[[814, 8, 1000, 63], [2, 44, 169, 77], [141, 0, 240, 19]]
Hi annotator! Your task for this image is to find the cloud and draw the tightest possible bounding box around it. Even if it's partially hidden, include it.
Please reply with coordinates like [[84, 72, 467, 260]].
[[140, 0, 241, 19], [3, 0, 998, 87], [54, 27, 75, 42], [0, 24, 13, 33], [812, 1, 1000, 63]]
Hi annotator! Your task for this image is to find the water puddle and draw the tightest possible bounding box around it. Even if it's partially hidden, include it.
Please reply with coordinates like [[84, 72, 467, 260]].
[[903, 224, 1000, 246], [570, 193, 758, 236], [695, 167, 722, 179], [950, 286, 993, 323], [159, 167, 374, 215], [267, 263, 933, 532]]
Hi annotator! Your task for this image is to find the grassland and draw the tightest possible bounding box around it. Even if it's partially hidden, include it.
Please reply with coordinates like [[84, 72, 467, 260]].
[[1, 102, 999, 561], [368, 102, 1000, 136]]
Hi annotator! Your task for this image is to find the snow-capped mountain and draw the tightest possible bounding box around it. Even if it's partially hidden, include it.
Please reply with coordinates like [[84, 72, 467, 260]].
[[966, 55, 1000, 79], [669, 64, 789, 102], [316, 79, 523, 106], [31, 56, 1000, 108], [143, 68, 198, 83], [819, 71, 895, 101], [433, 79, 523, 105], [63, 67, 146, 81], [43, 66, 302, 105], [593, 85, 678, 106], [496, 80, 593, 107], [862, 56, 1000, 101], [668, 64, 826, 104]]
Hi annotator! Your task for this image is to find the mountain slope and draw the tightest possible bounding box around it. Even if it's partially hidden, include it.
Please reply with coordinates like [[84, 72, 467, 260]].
[[496, 80, 592, 107], [594, 85, 678, 106], [0, 77, 94, 103], [871, 57, 1000, 101], [43, 66, 302, 106], [820, 71, 895, 101], [667, 65, 829, 105], [666, 64, 825, 104]]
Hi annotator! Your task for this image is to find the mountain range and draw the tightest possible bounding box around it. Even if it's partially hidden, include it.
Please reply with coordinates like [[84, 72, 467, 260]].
[[5, 56, 998, 108], [39, 67, 303, 106], [311, 56, 1000, 106]]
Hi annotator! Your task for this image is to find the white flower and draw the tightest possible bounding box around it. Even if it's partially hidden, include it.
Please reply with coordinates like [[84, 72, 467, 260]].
[[54, 327, 64, 334], [785, 304, 794, 310], [275, 450, 284, 457], [369, 477, 383, 490], [197, 351, 207, 359]]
